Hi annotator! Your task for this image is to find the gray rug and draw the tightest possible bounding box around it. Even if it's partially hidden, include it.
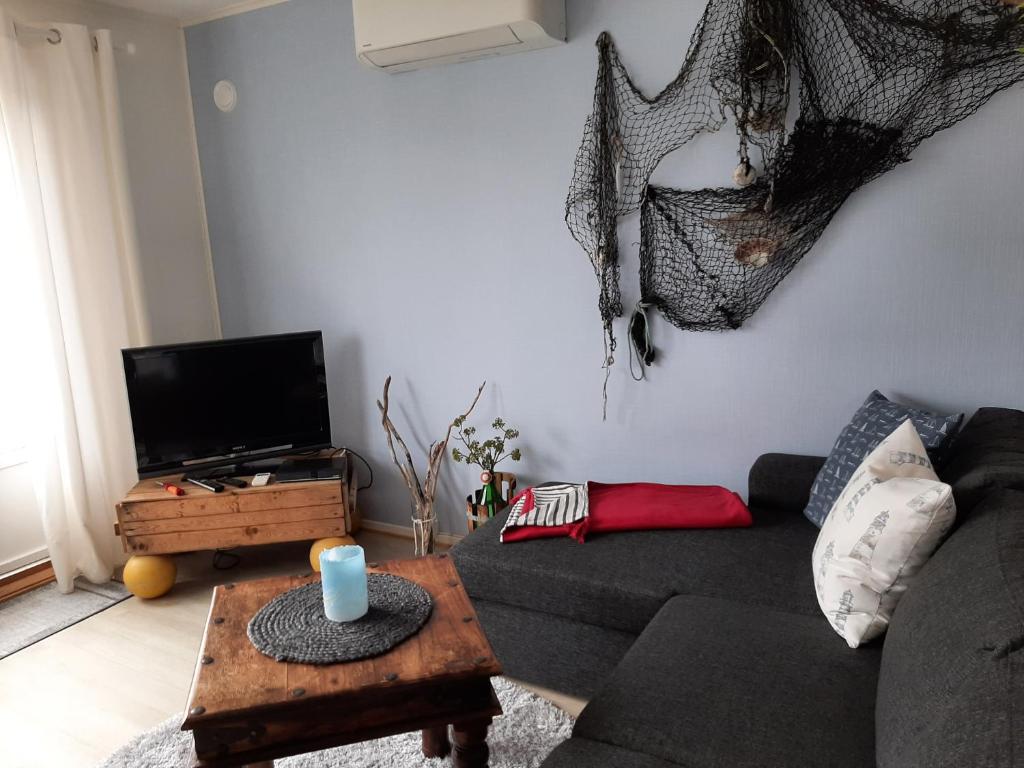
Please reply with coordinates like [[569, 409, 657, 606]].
[[0, 578, 130, 659], [98, 677, 573, 768], [248, 575, 433, 664]]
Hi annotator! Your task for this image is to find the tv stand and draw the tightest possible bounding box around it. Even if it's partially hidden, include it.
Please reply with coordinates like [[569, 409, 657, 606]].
[[113, 450, 359, 597]]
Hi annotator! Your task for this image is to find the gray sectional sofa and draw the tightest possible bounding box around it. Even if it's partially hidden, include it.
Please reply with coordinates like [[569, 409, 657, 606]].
[[451, 407, 1024, 767]]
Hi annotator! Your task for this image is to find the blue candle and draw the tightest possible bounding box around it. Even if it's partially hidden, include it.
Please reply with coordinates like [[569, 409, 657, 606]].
[[319, 545, 368, 622]]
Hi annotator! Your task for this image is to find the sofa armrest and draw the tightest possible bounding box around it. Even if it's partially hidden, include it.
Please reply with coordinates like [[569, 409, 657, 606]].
[[748, 453, 825, 514]]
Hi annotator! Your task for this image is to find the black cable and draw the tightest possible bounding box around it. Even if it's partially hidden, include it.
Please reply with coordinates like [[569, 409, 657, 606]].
[[212, 549, 240, 569], [331, 446, 374, 491]]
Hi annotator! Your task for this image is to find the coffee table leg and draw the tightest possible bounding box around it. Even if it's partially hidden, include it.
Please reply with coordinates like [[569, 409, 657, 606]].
[[452, 718, 491, 768], [422, 724, 451, 758]]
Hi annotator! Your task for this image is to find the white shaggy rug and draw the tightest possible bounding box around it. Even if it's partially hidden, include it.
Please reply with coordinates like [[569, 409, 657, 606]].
[[98, 677, 572, 767]]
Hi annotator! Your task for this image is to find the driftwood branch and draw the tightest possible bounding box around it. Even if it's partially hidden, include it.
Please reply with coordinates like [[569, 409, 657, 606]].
[[377, 376, 426, 509], [424, 380, 485, 502], [377, 377, 486, 553]]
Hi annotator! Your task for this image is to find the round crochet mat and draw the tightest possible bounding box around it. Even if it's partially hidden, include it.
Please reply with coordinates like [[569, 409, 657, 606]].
[[247, 573, 433, 664]]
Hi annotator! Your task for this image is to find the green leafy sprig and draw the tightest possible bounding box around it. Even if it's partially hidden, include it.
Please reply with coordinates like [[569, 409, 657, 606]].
[[451, 417, 522, 473]]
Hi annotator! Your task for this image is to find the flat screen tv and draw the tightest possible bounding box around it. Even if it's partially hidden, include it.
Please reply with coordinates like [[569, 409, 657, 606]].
[[122, 331, 331, 477]]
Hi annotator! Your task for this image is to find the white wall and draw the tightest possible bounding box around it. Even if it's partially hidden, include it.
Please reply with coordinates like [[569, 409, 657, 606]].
[[1, 0, 218, 574], [185, 0, 1024, 537], [0, 462, 46, 573]]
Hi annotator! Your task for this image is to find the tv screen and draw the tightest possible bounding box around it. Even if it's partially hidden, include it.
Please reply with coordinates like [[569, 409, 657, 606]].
[[122, 331, 331, 476]]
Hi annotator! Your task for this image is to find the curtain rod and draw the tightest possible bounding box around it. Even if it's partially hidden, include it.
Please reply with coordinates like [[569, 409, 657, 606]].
[[13, 21, 135, 54]]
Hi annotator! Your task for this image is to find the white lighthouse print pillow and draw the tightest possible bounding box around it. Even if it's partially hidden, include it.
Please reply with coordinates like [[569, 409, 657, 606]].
[[812, 419, 956, 648]]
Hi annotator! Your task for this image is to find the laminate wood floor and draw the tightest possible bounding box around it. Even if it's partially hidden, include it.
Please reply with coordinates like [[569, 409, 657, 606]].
[[0, 532, 585, 768]]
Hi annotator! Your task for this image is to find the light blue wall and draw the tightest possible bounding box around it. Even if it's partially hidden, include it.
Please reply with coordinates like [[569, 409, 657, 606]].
[[186, 0, 1024, 533]]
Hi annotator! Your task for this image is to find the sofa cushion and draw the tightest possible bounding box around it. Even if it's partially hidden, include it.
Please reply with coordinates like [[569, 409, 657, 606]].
[[748, 453, 825, 513], [941, 407, 1024, 515], [812, 420, 956, 648], [574, 595, 882, 768], [473, 599, 638, 699], [453, 505, 821, 635], [542, 738, 682, 768], [804, 391, 963, 527], [875, 489, 1024, 768]]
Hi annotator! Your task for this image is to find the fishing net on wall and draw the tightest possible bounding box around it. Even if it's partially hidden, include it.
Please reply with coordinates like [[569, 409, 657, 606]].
[[566, 0, 1024, 388], [640, 118, 901, 331]]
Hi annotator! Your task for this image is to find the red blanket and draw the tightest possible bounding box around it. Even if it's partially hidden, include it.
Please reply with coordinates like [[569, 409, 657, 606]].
[[586, 481, 751, 536], [501, 481, 751, 543]]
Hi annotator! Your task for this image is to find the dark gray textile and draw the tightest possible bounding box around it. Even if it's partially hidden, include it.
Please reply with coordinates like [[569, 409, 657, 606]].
[[473, 598, 637, 699], [747, 453, 825, 513], [541, 738, 682, 768], [455, 512, 661, 634], [804, 390, 963, 527], [941, 407, 1024, 516], [247, 575, 432, 664], [875, 489, 1024, 768], [574, 595, 881, 768], [453, 505, 821, 636]]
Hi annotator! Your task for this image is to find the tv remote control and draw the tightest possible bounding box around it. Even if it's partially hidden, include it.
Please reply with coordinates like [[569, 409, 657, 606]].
[[185, 477, 223, 493]]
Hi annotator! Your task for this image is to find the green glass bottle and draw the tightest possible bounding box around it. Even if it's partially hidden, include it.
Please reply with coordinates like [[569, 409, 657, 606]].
[[479, 470, 501, 518]]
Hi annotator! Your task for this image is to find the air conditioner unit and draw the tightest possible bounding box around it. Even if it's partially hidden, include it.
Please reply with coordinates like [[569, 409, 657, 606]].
[[353, 0, 566, 74]]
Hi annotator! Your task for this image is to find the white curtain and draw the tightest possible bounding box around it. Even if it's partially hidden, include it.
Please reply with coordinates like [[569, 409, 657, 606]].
[[0, 12, 149, 592]]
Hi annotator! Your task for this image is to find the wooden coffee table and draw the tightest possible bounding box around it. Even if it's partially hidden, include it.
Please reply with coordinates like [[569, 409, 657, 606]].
[[181, 554, 503, 767]]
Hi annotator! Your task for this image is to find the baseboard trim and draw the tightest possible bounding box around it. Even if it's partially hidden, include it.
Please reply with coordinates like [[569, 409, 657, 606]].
[[359, 520, 465, 547], [0, 560, 55, 603], [1, 546, 49, 575]]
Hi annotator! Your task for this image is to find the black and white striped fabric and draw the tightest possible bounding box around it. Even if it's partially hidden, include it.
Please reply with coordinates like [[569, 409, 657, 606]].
[[500, 482, 589, 542]]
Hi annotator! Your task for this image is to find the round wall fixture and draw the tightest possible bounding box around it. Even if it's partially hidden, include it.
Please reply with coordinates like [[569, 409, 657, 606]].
[[213, 79, 237, 113]]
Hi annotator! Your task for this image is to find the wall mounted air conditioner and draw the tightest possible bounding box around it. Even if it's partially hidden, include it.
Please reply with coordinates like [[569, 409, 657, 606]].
[[353, 0, 566, 74]]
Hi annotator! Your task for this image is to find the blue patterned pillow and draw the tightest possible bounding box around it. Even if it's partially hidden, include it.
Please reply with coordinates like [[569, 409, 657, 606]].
[[804, 391, 963, 527]]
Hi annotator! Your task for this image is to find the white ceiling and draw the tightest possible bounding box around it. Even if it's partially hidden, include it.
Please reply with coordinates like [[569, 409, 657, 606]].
[[95, 0, 287, 26]]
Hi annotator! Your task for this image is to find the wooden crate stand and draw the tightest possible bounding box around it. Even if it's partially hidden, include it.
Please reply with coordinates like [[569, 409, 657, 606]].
[[114, 454, 359, 594], [464, 472, 517, 532]]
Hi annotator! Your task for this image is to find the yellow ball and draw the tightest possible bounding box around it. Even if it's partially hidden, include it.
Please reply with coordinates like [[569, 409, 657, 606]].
[[310, 536, 357, 571], [123, 555, 176, 599]]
